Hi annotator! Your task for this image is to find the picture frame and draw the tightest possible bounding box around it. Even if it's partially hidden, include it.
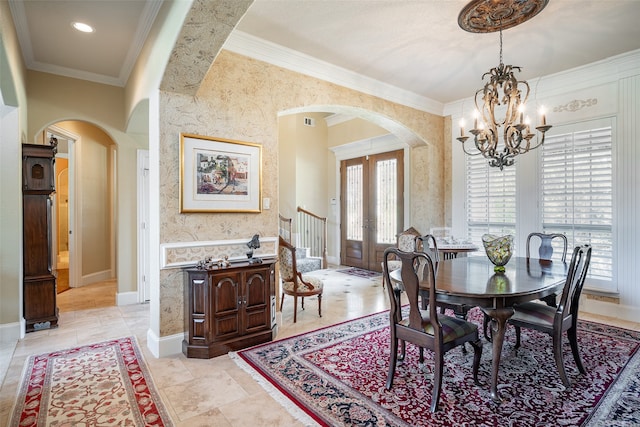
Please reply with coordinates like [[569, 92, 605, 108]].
[[180, 133, 262, 213]]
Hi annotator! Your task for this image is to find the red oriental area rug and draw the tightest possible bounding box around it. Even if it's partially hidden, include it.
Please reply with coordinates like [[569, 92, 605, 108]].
[[231, 308, 640, 427], [10, 336, 173, 427]]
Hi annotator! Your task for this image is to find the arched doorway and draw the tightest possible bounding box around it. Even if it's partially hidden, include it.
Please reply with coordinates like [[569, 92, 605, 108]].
[[44, 121, 117, 310]]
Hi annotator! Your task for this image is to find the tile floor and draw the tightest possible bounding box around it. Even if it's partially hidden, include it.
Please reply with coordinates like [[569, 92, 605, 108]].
[[1, 269, 639, 426]]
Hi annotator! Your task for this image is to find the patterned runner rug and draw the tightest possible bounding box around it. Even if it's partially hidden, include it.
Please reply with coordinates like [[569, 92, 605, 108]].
[[10, 336, 173, 427], [336, 267, 382, 278], [231, 308, 640, 427]]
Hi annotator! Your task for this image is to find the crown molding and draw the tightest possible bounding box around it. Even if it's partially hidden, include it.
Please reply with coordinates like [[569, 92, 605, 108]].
[[444, 48, 640, 117], [224, 30, 444, 116], [119, 0, 163, 85]]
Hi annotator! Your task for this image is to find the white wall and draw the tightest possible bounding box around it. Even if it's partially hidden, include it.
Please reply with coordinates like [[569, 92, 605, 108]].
[[445, 49, 640, 322]]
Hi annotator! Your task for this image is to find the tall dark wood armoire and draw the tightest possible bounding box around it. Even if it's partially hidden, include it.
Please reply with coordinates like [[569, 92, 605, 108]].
[[22, 139, 59, 332]]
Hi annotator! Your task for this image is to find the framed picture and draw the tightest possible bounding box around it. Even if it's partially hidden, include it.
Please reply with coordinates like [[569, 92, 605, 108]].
[[180, 133, 262, 213]]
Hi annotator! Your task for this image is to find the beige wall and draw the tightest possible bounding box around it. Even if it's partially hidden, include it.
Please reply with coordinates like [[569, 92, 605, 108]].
[[277, 114, 297, 221], [55, 121, 113, 278], [26, 72, 146, 297], [157, 50, 445, 336], [0, 1, 28, 330], [327, 117, 389, 148], [295, 113, 329, 218]]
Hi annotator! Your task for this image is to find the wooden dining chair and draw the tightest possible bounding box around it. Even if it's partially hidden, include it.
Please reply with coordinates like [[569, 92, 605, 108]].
[[278, 236, 323, 323], [416, 234, 473, 319], [526, 232, 569, 262], [527, 232, 569, 307], [484, 232, 570, 341], [382, 247, 482, 412], [508, 244, 592, 388], [381, 227, 421, 289]]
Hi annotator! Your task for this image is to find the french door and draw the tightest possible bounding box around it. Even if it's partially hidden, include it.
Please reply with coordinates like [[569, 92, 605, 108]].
[[340, 150, 404, 271]]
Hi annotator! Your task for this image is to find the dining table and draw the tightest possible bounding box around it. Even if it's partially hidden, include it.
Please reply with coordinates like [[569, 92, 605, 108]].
[[389, 255, 569, 403], [435, 242, 479, 260]]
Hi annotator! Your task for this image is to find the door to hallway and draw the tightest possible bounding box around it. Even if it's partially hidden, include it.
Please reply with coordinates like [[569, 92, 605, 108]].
[[340, 150, 404, 271]]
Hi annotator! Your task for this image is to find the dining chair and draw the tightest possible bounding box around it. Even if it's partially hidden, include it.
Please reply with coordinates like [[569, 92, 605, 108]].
[[382, 247, 482, 412], [526, 232, 569, 262], [484, 231, 570, 341], [508, 244, 592, 388], [416, 234, 473, 319], [278, 236, 323, 323], [381, 226, 421, 289]]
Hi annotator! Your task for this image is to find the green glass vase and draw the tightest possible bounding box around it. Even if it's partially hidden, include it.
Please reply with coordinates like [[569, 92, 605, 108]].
[[482, 234, 514, 273]]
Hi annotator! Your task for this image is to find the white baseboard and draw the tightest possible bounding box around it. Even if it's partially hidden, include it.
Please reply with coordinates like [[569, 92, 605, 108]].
[[0, 321, 22, 344], [116, 291, 139, 306], [72, 270, 113, 287], [581, 298, 640, 324], [327, 255, 340, 266], [146, 328, 184, 358]]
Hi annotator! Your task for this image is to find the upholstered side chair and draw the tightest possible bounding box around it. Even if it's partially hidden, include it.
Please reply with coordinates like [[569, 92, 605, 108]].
[[278, 236, 323, 323]]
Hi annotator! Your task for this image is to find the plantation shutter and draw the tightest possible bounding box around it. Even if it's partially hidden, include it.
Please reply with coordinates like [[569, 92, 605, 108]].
[[466, 155, 516, 247], [540, 119, 613, 285]]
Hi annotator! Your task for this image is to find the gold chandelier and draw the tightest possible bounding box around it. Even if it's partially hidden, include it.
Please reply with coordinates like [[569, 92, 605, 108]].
[[456, 0, 551, 170]]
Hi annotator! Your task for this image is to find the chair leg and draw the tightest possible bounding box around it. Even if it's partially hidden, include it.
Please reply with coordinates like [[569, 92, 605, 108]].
[[483, 313, 493, 342], [514, 325, 522, 349], [280, 293, 285, 311], [317, 294, 322, 318], [568, 327, 586, 374], [470, 339, 483, 385], [301, 297, 305, 310], [418, 347, 424, 364], [386, 330, 398, 389], [553, 331, 570, 387], [431, 350, 444, 413], [293, 296, 298, 323], [541, 293, 558, 308], [399, 340, 406, 361]]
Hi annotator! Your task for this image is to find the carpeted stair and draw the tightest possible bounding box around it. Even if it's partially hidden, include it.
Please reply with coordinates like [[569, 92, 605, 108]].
[[295, 247, 322, 273]]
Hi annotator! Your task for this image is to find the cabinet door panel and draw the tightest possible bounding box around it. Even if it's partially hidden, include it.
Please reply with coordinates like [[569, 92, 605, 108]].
[[213, 275, 239, 314], [214, 315, 240, 338], [245, 271, 268, 308], [213, 274, 240, 338], [244, 269, 269, 332]]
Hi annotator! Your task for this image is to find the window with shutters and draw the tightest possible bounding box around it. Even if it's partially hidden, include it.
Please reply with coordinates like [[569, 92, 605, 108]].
[[540, 119, 613, 286], [466, 155, 516, 248]]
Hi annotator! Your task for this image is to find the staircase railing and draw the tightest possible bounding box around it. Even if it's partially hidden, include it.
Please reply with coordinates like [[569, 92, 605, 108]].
[[297, 207, 328, 268]]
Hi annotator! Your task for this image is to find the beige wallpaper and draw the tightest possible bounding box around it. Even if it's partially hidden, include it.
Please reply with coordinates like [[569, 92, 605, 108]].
[[158, 50, 444, 336]]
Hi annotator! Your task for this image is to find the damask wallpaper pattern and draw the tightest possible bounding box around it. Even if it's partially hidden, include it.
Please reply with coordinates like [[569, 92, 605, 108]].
[[157, 50, 445, 336]]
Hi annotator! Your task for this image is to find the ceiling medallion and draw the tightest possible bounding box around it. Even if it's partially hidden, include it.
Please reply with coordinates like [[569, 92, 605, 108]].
[[458, 0, 549, 33], [455, 0, 551, 169]]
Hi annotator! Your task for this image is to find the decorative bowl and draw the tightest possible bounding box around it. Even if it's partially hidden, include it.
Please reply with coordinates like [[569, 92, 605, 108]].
[[482, 234, 514, 272]]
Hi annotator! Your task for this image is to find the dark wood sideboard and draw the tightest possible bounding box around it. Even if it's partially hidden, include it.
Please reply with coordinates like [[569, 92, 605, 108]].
[[22, 142, 59, 332], [183, 259, 277, 358]]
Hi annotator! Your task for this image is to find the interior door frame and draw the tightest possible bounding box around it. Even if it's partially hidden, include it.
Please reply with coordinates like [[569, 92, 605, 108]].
[[48, 125, 81, 288], [137, 149, 151, 302], [331, 134, 410, 268]]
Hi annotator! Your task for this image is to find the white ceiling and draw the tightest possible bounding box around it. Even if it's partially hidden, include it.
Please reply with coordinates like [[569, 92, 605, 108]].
[[9, 0, 640, 108]]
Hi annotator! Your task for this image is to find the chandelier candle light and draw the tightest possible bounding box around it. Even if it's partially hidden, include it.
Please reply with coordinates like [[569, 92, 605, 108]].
[[457, 0, 551, 170]]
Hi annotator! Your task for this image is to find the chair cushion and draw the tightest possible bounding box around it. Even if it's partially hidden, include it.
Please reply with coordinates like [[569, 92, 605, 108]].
[[282, 275, 324, 293], [399, 314, 478, 344], [511, 301, 557, 327], [385, 260, 402, 271]]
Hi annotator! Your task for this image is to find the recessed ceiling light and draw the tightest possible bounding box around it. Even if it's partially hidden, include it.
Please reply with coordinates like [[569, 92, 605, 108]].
[[72, 22, 94, 33]]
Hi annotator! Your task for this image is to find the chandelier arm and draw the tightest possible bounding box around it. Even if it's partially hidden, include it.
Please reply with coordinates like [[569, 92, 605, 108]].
[[456, 1, 551, 168]]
